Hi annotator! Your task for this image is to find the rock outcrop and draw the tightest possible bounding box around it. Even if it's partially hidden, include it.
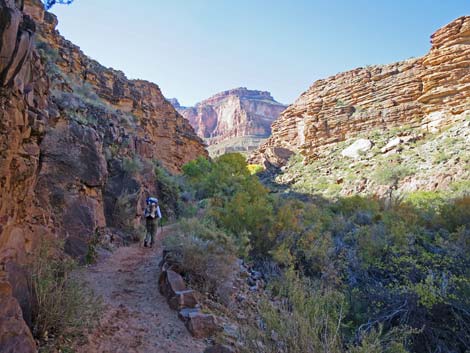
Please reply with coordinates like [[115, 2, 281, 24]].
[[251, 16, 470, 167], [171, 88, 286, 156], [158, 252, 220, 339], [0, 0, 207, 348]]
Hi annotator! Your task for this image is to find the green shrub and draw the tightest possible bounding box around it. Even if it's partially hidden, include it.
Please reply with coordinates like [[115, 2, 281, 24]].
[[247, 164, 264, 175], [183, 154, 275, 255], [122, 156, 144, 175], [154, 164, 181, 220], [112, 190, 138, 234], [209, 178, 274, 255], [432, 150, 449, 164], [28, 239, 100, 348], [179, 154, 470, 353], [349, 325, 410, 353], [373, 163, 415, 186], [163, 218, 236, 295], [333, 195, 380, 217], [243, 271, 345, 353]]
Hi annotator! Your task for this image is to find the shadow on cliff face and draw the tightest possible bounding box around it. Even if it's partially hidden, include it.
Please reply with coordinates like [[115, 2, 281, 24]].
[[0, 0, 207, 350]]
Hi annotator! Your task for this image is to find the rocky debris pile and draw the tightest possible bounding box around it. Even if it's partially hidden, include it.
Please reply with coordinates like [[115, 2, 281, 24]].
[[341, 138, 373, 159], [158, 247, 275, 352], [158, 251, 221, 339], [251, 16, 470, 168], [380, 133, 424, 154], [237, 260, 267, 294]]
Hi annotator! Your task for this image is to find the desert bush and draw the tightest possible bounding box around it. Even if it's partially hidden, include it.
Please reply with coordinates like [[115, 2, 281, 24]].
[[183, 153, 250, 199], [28, 238, 100, 347], [112, 190, 138, 234], [163, 218, 237, 295], [209, 178, 274, 255], [183, 154, 275, 255], [350, 325, 410, 353], [243, 270, 345, 353], [373, 163, 415, 186], [180, 153, 470, 352], [85, 229, 100, 265], [154, 164, 181, 219], [333, 195, 380, 217], [122, 156, 144, 175], [440, 195, 470, 232], [247, 164, 264, 175], [243, 272, 411, 353]]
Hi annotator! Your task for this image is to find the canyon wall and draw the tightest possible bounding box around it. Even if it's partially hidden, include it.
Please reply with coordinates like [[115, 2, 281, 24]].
[[251, 16, 470, 167], [0, 1, 206, 350], [171, 88, 286, 156]]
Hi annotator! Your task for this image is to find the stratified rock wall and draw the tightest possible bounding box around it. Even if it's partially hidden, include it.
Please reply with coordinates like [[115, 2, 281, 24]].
[[251, 16, 470, 167], [0, 1, 207, 349], [0, 1, 43, 351], [173, 88, 286, 155]]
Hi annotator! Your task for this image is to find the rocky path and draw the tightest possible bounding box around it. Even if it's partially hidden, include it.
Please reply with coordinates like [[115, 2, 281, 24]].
[[74, 228, 207, 353]]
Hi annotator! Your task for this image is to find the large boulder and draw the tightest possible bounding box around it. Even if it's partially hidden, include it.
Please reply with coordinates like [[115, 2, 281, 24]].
[[341, 139, 372, 158], [158, 269, 186, 299], [168, 289, 198, 310], [0, 278, 36, 353], [185, 311, 219, 338]]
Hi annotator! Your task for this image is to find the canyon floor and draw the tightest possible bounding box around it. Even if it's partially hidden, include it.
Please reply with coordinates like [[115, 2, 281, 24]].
[[73, 227, 206, 353]]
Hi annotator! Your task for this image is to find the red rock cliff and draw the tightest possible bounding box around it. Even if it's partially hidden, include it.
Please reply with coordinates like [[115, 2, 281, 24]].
[[251, 16, 470, 167], [172, 88, 286, 155], [0, 1, 207, 349]]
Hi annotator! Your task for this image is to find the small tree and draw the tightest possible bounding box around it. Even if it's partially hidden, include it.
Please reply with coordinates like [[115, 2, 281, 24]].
[[42, 0, 74, 10]]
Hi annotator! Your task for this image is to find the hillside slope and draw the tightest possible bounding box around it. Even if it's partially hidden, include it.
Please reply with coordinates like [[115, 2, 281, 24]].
[[251, 16, 470, 197]]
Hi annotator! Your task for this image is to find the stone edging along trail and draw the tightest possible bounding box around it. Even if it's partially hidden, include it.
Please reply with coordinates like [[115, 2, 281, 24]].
[[73, 226, 207, 353]]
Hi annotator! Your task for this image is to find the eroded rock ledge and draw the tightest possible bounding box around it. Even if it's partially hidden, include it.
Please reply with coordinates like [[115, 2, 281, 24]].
[[0, 0, 207, 350], [251, 16, 470, 167]]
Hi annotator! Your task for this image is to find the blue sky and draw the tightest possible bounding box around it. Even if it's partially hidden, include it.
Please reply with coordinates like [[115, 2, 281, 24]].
[[50, 1, 469, 106]]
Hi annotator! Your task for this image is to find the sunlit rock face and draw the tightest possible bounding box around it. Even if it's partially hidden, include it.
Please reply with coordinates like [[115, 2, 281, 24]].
[[171, 88, 286, 156], [251, 16, 470, 167], [0, 0, 207, 346]]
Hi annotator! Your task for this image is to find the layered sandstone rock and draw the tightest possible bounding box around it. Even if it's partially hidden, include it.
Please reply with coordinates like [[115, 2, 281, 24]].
[[251, 16, 470, 167], [0, 0, 206, 348], [0, 1, 46, 351], [172, 88, 286, 156]]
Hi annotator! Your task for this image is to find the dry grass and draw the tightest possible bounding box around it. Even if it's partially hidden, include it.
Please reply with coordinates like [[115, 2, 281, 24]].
[[28, 238, 101, 351]]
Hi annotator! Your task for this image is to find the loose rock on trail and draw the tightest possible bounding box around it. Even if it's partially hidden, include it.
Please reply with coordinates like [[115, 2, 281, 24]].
[[74, 228, 207, 353]]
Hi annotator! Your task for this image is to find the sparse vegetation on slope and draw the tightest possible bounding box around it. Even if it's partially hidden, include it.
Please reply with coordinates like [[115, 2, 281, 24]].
[[275, 115, 470, 200]]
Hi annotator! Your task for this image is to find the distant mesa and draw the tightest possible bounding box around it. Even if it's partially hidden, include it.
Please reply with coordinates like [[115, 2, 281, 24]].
[[168, 87, 287, 157]]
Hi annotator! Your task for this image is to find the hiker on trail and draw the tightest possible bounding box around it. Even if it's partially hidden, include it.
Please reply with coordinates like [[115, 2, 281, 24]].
[[143, 197, 162, 248]]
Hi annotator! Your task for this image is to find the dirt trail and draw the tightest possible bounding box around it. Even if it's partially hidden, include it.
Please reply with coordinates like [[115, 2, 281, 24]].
[[74, 228, 207, 353]]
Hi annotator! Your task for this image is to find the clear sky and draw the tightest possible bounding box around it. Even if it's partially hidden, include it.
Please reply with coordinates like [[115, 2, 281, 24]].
[[50, 1, 469, 106]]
